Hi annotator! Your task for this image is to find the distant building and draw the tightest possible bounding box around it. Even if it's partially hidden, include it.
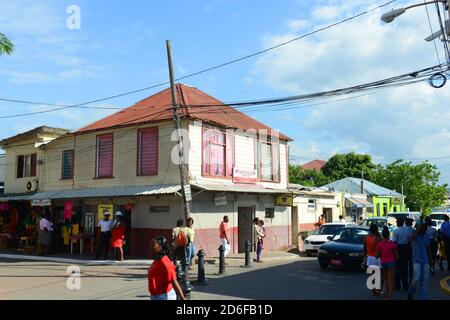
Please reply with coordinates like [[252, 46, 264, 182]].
[[301, 159, 327, 171], [321, 177, 406, 219]]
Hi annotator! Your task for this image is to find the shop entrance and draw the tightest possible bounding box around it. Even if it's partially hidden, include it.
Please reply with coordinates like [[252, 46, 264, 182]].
[[291, 206, 299, 246], [323, 208, 333, 223], [238, 207, 254, 253]]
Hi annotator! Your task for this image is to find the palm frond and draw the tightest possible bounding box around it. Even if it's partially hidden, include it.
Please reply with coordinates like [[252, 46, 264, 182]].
[[0, 33, 14, 55]]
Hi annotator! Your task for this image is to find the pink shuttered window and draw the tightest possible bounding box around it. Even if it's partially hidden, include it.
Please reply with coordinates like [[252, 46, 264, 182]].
[[96, 134, 113, 178], [202, 127, 234, 177], [138, 128, 158, 176]]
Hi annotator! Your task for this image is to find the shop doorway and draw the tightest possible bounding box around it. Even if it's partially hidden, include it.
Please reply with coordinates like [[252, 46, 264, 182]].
[[238, 207, 254, 253], [291, 206, 299, 246], [323, 208, 333, 223]]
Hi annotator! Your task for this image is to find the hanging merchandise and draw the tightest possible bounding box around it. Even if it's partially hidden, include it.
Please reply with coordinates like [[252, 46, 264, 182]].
[[64, 201, 74, 221], [0, 203, 9, 211]]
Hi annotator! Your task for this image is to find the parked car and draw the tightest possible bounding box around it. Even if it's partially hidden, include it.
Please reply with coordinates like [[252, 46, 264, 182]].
[[303, 223, 352, 256], [387, 212, 421, 226], [361, 216, 397, 235], [429, 212, 450, 230], [317, 226, 370, 270]]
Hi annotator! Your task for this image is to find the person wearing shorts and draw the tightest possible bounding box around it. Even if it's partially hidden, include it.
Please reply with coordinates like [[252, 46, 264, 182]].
[[376, 227, 399, 300], [364, 223, 382, 295]]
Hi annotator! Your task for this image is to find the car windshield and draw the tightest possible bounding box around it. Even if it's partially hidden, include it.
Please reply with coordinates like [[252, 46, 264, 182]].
[[431, 214, 448, 221], [313, 225, 344, 235], [332, 228, 369, 244], [364, 219, 388, 228]]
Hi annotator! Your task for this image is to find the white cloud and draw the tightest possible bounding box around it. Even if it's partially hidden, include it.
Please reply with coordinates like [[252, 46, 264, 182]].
[[287, 19, 309, 32], [252, 0, 450, 182]]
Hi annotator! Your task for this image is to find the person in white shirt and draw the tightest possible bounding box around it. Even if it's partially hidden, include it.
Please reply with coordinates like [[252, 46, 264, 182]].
[[96, 212, 113, 260], [38, 213, 53, 255], [339, 215, 346, 223]]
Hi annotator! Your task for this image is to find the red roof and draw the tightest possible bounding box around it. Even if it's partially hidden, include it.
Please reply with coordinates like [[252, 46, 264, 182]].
[[77, 84, 291, 141], [301, 159, 327, 171]]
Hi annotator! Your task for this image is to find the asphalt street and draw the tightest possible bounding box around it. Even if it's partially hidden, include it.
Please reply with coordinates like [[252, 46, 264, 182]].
[[0, 256, 448, 300]]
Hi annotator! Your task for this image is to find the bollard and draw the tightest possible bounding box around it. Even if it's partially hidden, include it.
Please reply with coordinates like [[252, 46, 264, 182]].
[[181, 255, 193, 299], [197, 249, 206, 285], [243, 240, 253, 268], [218, 245, 226, 274]]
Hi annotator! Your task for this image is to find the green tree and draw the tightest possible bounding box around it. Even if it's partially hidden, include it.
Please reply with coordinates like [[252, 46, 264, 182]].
[[372, 160, 447, 214], [321, 153, 379, 181], [0, 33, 14, 55], [289, 164, 330, 187]]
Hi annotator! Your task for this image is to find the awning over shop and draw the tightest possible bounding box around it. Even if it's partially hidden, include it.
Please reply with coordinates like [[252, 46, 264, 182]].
[[345, 197, 374, 208], [192, 182, 291, 194], [0, 184, 181, 201]]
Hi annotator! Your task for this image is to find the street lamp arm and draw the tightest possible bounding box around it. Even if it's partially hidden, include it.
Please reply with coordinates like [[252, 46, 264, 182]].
[[404, 0, 446, 11], [381, 0, 447, 23]]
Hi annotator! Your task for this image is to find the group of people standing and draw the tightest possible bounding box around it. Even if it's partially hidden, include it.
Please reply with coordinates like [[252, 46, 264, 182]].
[[364, 215, 450, 300], [96, 211, 126, 261]]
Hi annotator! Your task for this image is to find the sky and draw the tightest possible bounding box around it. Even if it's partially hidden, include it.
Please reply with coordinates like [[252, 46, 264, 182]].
[[1, 0, 450, 183]]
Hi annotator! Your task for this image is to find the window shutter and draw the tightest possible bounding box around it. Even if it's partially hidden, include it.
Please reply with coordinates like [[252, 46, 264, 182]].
[[226, 133, 233, 176], [17, 155, 24, 178], [97, 135, 113, 177], [260, 143, 273, 181], [139, 128, 158, 176], [62, 150, 74, 179], [202, 129, 210, 175], [30, 154, 37, 177], [272, 143, 279, 182]]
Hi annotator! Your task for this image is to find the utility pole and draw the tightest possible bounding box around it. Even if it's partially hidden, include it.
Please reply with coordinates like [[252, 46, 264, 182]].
[[166, 40, 191, 221]]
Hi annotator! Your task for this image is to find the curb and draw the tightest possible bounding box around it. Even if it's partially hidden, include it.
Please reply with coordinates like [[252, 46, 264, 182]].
[[197, 254, 300, 264], [0, 254, 153, 266], [440, 276, 450, 295]]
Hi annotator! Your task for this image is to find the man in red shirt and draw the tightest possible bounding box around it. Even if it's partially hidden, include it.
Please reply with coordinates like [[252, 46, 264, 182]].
[[219, 216, 231, 256]]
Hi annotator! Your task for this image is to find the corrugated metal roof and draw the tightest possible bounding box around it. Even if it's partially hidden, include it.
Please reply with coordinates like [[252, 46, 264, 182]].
[[76, 84, 291, 141], [322, 178, 402, 197], [346, 197, 374, 208], [0, 184, 181, 201], [192, 182, 290, 194]]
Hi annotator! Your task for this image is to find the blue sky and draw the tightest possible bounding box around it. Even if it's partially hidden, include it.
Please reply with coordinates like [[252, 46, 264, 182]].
[[1, 0, 450, 183]]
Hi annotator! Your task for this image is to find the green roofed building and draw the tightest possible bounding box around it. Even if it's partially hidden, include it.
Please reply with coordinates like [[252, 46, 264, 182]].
[[322, 177, 406, 218]]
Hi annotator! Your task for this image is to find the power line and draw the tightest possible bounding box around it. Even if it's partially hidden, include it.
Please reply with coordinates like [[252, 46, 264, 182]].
[[424, 0, 443, 66], [0, 0, 400, 119]]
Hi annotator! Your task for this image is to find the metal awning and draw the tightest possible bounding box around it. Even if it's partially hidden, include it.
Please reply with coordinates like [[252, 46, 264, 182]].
[[345, 197, 374, 208], [0, 184, 181, 201], [192, 182, 291, 194]]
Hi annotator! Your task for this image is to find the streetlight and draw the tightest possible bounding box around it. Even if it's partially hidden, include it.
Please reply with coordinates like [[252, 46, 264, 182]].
[[381, 1, 447, 23]]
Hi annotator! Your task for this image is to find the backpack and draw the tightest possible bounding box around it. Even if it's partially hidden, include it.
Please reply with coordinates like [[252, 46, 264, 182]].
[[175, 229, 188, 248]]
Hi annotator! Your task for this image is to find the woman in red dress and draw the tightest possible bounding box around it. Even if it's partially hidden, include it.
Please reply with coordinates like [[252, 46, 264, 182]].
[[112, 212, 126, 261]]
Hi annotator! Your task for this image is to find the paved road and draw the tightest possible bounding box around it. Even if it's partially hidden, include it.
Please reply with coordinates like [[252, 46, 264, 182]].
[[0, 257, 448, 300]]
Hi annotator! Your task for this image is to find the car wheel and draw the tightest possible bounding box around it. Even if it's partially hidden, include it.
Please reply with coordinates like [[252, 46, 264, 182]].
[[319, 263, 328, 269]]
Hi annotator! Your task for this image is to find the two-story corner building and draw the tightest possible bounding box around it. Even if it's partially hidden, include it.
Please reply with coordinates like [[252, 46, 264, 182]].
[[0, 84, 293, 257]]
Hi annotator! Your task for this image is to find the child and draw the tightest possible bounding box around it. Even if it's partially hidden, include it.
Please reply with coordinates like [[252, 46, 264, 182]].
[[438, 230, 447, 271], [147, 236, 186, 300], [376, 226, 399, 300]]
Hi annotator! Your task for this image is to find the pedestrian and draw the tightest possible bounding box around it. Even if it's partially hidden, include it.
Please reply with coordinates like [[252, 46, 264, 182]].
[[425, 217, 438, 274], [96, 212, 113, 260], [440, 215, 450, 272], [376, 226, 398, 300], [219, 216, 231, 257], [253, 217, 265, 263], [437, 230, 447, 271], [358, 216, 364, 226], [172, 219, 188, 263], [405, 218, 415, 285], [112, 212, 126, 261], [147, 236, 186, 300], [37, 213, 53, 256], [185, 217, 196, 270], [363, 223, 382, 296], [259, 220, 266, 249], [408, 223, 432, 300], [392, 218, 413, 291], [339, 215, 346, 223]]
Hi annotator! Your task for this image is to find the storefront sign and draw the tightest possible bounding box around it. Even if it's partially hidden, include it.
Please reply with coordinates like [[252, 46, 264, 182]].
[[391, 196, 403, 205], [275, 194, 293, 206], [215, 195, 227, 206], [233, 167, 257, 184], [98, 204, 114, 222], [31, 199, 51, 207]]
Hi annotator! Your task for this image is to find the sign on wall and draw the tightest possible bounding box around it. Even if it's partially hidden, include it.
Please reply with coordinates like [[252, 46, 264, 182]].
[[275, 194, 293, 206], [391, 196, 403, 205], [215, 195, 227, 206], [31, 199, 51, 207], [233, 167, 257, 184], [184, 184, 192, 202], [98, 204, 114, 222]]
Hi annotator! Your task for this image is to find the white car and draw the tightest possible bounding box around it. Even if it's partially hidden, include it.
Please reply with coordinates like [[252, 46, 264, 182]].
[[429, 213, 450, 231], [303, 223, 354, 256]]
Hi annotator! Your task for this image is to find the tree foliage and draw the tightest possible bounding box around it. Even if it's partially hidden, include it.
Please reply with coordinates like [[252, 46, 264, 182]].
[[0, 33, 14, 55], [321, 152, 379, 181], [289, 164, 329, 187], [372, 160, 447, 214]]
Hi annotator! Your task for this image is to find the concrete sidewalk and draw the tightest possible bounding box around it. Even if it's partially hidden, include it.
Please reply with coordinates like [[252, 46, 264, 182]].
[[198, 250, 301, 265]]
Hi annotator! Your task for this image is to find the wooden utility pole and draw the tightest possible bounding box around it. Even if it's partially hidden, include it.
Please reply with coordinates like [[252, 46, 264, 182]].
[[166, 40, 191, 221]]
